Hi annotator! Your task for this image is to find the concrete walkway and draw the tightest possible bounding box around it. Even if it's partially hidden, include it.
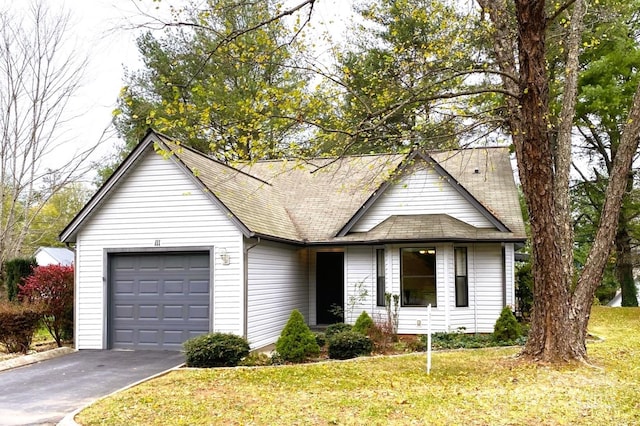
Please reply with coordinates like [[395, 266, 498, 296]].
[[0, 349, 184, 426]]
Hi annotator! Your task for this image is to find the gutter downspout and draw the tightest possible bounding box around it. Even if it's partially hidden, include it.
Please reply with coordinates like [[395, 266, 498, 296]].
[[243, 237, 261, 339]]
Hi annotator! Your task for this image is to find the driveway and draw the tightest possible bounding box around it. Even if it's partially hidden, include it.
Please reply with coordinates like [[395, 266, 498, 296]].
[[0, 349, 185, 426]]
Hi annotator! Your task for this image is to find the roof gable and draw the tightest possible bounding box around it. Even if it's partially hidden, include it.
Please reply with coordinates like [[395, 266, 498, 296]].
[[337, 150, 511, 237]]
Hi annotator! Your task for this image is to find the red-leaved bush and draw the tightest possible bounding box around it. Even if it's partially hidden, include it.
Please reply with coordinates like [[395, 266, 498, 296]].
[[19, 264, 74, 347]]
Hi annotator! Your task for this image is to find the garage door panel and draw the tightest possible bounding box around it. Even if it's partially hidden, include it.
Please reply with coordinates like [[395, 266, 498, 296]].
[[189, 280, 209, 294], [139, 281, 160, 294], [114, 280, 134, 294], [110, 252, 210, 350], [164, 281, 185, 294], [189, 305, 209, 320], [114, 305, 134, 319]]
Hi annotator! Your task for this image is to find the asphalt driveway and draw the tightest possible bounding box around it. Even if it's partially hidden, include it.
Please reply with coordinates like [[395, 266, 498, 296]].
[[0, 349, 185, 426]]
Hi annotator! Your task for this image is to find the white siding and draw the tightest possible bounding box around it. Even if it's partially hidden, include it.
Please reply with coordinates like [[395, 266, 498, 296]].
[[342, 243, 509, 335], [74, 150, 244, 349], [470, 244, 505, 332], [247, 242, 309, 349], [352, 165, 493, 232], [344, 246, 376, 324], [504, 243, 515, 307]]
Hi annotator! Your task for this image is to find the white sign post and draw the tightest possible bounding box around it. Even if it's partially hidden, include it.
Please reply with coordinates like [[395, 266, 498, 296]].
[[426, 303, 432, 374]]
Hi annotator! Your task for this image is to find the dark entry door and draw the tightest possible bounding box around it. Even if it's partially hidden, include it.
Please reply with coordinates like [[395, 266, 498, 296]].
[[316, 251, 344, 324]]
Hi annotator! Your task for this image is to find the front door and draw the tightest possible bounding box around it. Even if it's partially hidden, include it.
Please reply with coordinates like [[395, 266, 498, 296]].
[[316, 251, 344, 324]]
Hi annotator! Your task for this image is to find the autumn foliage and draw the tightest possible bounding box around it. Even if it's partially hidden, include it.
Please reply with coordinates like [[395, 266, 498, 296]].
[[19, 264, 74, 347]]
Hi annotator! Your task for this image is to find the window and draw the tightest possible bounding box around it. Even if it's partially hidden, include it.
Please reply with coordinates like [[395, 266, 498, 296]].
[[455, 247, 468, 307], [376, 249, 386, 306], [401, 248, 436, 307]]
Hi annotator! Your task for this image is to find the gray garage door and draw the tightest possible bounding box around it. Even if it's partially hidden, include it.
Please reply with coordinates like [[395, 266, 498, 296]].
[[109, 252, 210, 350]]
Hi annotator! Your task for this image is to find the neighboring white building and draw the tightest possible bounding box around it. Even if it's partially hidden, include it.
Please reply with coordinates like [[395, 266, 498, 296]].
[[607, 282, 640, 307], [60, 130, 527, 351], [34, 247, 74, 266]]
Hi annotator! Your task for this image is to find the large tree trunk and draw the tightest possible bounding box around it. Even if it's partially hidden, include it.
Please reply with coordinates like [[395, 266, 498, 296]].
[[480, 0, 640, 362], [513, 0, 576, 362]]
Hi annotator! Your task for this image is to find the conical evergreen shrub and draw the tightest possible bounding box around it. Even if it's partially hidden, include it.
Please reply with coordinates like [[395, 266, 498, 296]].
[[353, 311, 374, 335], [493, 306, 522, 342], [275, 309, 319, 362]]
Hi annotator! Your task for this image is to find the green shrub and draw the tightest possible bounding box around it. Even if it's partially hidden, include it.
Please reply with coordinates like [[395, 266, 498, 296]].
[[183, 332, 250, 367], [275, 309, 319, 363], [3, 257, 37, 302], [314, 332, 326, 348], [493, 306, 522, 342], [328, 331, 373, 360], [352, 311, 374, 335], [0, 301, 42, 353], [325, 322, 352, 339]]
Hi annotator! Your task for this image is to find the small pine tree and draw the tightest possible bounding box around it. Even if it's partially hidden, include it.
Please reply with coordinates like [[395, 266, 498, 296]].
[[275, 309, 319, 363], [493, 306, 522, 342], [4, 257, 37, 301], [352, 311, 374, 335]]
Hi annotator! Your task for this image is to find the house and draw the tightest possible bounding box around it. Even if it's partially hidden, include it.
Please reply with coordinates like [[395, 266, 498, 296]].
[[34, 247, 74, 266], [60, 130, 527, 351]]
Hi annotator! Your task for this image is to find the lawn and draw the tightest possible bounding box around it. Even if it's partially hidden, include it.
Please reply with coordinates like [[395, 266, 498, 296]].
[[76, 306, 640, 425]]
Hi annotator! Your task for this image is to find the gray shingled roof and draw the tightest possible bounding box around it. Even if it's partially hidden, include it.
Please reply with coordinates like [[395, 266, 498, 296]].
[[161, 135, 526, 244]]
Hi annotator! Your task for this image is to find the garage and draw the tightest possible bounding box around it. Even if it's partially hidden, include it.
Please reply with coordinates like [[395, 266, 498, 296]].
[[109, 252, 211, 350]]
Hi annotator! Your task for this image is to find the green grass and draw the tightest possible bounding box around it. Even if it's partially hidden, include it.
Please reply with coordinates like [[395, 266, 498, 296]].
[[76, 307, 640, 425]]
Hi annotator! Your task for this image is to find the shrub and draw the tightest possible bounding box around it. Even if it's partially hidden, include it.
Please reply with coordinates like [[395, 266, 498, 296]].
[[4, 257, 37, 302], [493, 306, 522, 342], [352, 311, 374, 335], [183, 332, 250, 367], [19, 264, 74, 347], [325, 322, 352, 340], [275, 310, 319, 363], [314, 332, 326, 348], [368, 316, 397, 352], [0, 301, 42, 353], [424, 331, 494, 350], [328, 331, 373, 360]]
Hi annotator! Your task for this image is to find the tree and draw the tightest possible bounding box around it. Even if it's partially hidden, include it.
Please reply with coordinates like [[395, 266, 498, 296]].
[[112, 0, 314, 171], [0, 1, 95, 270], [321, 0, 475, 153], [19, 264, 74, 347], [23, 183, 91, 253], [309, 0, 510, 156], [2, 257, 36, 302], [572, 0, 640, 307], [478, 0, 640, 361]]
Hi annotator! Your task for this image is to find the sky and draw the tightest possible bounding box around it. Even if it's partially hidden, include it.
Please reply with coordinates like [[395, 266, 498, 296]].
[[1, 0, 354, 184]]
